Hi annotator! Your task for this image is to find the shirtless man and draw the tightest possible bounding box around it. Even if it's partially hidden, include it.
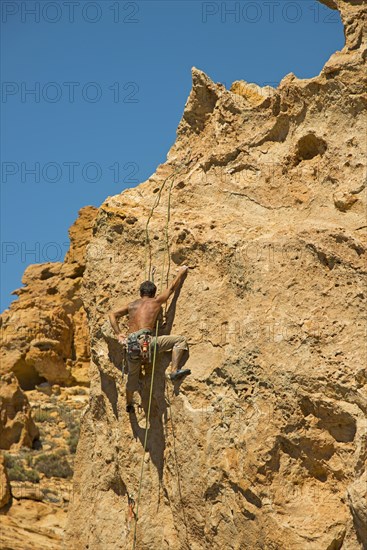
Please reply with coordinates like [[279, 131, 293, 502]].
[[109, 266, 190, 412]]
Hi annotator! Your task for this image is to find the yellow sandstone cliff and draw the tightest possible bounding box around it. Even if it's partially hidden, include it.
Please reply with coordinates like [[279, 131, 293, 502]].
[[64, 0, 366, 548], [0, 0, 366, 547]]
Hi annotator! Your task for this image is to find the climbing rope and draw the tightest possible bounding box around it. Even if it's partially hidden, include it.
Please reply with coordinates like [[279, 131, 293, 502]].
[[132, 318, 159, 550], [163, 175, 174, 299], [132, 158, 190, 549], [144, 165, 181, 282], [159, 172, 176, 320], [165, 386, 190, 543], [144, 151, 193, 283]]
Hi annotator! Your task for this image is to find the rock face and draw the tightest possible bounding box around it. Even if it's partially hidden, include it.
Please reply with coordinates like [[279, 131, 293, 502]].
[[0, 374, 39, 451], [64, 0, 364, 547], [0, 207, 97, 389]]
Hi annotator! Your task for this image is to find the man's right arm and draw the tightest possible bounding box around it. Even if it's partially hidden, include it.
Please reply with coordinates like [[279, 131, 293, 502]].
[[109, 305, 129, 336], [155, 266, 189, 305]]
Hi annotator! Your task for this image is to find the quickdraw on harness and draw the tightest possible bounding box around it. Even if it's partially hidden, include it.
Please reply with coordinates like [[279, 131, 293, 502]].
[[127, 330, 152, 365], [126, 494, 136, 535]]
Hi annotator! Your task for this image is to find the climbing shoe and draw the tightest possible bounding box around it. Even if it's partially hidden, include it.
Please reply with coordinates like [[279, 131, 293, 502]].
[[169, 369, 191, 381]]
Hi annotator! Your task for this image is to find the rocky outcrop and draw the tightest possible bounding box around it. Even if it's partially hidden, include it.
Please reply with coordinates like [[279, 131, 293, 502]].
[[0, 453, 11, 508], [0, 374, 39, 450], [0, 206, 97, 389], [65, 0, 366, 548], [348, 471, 367, 546], [0, 499, 68, 549], [0, 384, 88, 548]]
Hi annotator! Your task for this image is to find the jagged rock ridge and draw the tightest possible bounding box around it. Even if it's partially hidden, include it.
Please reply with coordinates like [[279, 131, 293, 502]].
[[0, 206, 98, 390], [66, 0, 366, 547]]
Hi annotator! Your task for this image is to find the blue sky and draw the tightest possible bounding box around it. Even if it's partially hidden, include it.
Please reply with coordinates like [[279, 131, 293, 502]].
[[1, 0, 344, 310]]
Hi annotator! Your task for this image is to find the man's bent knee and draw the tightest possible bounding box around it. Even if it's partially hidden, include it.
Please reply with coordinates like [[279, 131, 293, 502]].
[[173, 336, 188, 351]]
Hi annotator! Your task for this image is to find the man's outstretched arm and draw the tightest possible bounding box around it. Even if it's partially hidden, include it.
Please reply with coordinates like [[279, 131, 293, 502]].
[[109, 305, 129, 336], [156, 265, 189, 305]]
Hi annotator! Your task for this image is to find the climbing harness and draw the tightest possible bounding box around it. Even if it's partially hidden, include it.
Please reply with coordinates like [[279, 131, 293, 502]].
[[127, 329, 153, 365], [141, 334, 151, 364]]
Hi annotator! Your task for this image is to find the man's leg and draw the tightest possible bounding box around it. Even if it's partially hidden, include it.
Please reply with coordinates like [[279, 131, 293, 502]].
[[126, 388, 134, 407], [171, 344, 185, 374], [154, 335, 189, 376], [126, 359, 141, 412]]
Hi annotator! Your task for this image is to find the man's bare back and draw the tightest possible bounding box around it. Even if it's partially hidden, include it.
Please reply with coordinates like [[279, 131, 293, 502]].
[[127, 298, 162, 333], [109, 265, 188, 341]]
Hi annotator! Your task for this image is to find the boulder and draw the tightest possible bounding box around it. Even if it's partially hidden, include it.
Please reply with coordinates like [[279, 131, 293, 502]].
[[0, 374, 39, 450]]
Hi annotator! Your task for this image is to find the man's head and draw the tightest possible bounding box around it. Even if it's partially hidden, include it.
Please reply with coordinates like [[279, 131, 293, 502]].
[[139, 280, 157, 298]]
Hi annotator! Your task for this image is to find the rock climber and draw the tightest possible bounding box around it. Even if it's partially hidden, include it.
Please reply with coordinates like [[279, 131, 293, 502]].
[[109, 265, 191, 413]]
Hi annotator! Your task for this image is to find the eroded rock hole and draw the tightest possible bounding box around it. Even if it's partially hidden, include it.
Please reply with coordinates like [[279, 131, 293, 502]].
[[295, 134, 327, 164], [40, 268, 56, 281], [12, 361, 47, 391], [46, 287, 58, 295]]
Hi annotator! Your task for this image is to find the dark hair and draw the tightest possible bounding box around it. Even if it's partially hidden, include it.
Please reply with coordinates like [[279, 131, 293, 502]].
[[139, 280, 157, 297]]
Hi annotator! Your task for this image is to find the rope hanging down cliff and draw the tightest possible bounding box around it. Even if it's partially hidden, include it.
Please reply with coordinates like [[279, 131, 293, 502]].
[[144, 160, 187, 283], [132, 158, 191, 550]]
